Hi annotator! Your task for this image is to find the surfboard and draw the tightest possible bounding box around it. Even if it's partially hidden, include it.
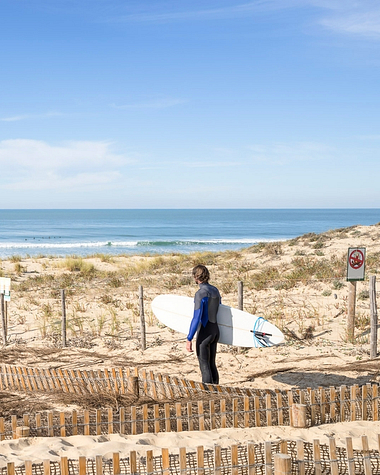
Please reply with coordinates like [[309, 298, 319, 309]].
[[151, 294, 284, 348]]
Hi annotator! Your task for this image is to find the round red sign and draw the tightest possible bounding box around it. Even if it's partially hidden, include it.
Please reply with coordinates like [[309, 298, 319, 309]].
[[349, 249, 364, 269]]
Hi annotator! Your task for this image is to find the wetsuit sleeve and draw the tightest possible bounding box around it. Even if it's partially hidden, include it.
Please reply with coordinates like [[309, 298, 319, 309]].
[[187, 292, 204, 341]]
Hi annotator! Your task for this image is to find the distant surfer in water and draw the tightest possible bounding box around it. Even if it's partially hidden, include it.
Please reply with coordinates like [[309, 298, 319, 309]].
[[186, 265, 221, 384]]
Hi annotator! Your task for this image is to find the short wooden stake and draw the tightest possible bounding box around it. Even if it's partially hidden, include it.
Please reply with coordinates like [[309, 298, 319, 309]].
[[291, 404, 307, 428], [274, 453, 291, 475], [139, 285, 146, 351], [370, 275, 378, 359], [15, 426, 30, 438]]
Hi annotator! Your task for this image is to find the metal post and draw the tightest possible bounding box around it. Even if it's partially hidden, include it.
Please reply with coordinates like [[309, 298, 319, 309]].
[[347, 281, 356, 343], [1, 293, 6, 346], [61, 289, 67, 347], [139, 285, 146, 351], [370, 276, 378, 359]]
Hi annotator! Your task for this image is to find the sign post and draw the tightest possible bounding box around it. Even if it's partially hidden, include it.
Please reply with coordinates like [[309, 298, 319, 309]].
[[346, 248, 366, 343], [0, 277, 11, 346]]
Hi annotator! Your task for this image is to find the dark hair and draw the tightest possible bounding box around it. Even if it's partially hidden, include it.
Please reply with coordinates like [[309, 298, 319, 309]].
[[192, 264, 210, 283]]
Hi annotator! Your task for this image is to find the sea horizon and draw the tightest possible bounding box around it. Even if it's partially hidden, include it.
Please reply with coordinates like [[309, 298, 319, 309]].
[[0, 208, 379, 259]]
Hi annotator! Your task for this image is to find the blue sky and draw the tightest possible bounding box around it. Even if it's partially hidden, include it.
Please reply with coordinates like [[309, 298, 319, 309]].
[[1, 0, 380, 208]]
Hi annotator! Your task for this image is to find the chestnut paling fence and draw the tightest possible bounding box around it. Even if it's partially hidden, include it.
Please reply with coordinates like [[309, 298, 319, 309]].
[[1, 365, 380, 474], [2, 436, 380, 475]]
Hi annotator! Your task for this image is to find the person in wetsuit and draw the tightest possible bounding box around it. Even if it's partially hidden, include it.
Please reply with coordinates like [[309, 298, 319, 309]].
[[186, 265, 221, 384]]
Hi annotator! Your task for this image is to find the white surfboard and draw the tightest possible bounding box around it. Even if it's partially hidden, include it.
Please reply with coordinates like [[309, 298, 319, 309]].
[[151, 294, 284, 348]]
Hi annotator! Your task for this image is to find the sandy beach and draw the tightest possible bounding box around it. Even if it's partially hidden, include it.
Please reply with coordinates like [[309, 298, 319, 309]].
[[0, 223, 379, 466]]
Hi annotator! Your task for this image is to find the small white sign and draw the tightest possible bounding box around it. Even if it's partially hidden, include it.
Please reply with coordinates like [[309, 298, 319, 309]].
[[347, 247, 366, 281], [0, 277, 11, 294]]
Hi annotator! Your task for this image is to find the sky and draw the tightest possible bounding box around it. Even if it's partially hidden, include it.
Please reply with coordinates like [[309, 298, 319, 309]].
[[1, 0, 380, 209]]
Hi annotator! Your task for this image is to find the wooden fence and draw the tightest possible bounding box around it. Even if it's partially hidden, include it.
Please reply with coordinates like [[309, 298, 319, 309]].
[[0, 381, 379, 440], [1, 436, 380, 475]]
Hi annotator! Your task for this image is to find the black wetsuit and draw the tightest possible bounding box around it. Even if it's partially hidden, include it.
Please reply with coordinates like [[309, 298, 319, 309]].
[[187, 282, 221, 384]]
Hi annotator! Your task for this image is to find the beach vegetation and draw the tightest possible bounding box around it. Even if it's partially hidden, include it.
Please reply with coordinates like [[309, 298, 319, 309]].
[[14, 262, 25, 274], [10, 255, 22, 263], [263, 242, 283, 256], [322, 289, 332, 297]]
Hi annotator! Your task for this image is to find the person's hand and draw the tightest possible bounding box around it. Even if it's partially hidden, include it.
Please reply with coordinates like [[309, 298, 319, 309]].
[[186, 339, 193, 352]]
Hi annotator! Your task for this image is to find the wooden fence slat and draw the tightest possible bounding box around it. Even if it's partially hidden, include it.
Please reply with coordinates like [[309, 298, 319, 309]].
[[112, 368, 119, 395], [146, 450, 154, 475], [60, 456, 69, 475], [188, 402, 194, 431], [362, 435, 372, 475], [310, 390, 316, 426], [131, 406, 137, 435], [373, 384, 378, 421], [28, 368, 39, 392], [362, 384, 368, 421], [296, 439, 305, 475], [96, 409, 102, 436], [47, 412, 54, 437], [330, 386, 336, 422], [247, 442, 256, 475], [36, 413, 42, 437], [329, 437, 339, 475], [0, 417, 5, 441], [154, 404, 160, 433], [165, 375, 175, 399], [198, 401, 205, 431], [11, 414, 18, 438], [277, 392, 283, 426], [113, 452, 120, 475], [25, 461, 32, 475], [43, 459, 50, 475], [78, 456, 86, 475], [231, 444, 238, 475], [108, 407, 113, 434], [265, 441, 272, 475], [162, 448, 170, 475], [179, 448, 187, 475], [340, 385, 346, 422], [119, 407, 125, 435], [72, 409, 78, 436], [96, 455, 103, 475], [143, 404, 149, 433], [266, 394, 272, 427], [176, 402, 183, 432], [84, 409, 90, 436], [345, 437, 355, 475], [350, 385, 357, 421], [60, 412, 66, 437], [197, 445, 204, 475]]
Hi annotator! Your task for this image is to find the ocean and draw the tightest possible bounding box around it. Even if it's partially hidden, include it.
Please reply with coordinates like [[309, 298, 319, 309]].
[[0, 209, 379, 258]]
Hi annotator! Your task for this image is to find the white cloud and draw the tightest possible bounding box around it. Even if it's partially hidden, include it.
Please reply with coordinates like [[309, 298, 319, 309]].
[[0, 112, 63, 122], [0, 139, 134, 192], [0, 139, 130, 170]]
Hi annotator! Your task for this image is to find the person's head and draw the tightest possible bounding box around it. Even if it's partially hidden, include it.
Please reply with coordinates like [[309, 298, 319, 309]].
[[192, 264, 210, 284]]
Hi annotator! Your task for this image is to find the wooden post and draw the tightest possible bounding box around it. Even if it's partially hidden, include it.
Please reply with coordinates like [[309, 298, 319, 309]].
[[274, 454, 291, 475], [291, 404, 307, 428], [128, 376, 139, 398], [238, 281, 243, 311], [61, 290, 67, 347], [347, 281, 356, 343], [139, 285, 146, 351], [15, 426, 30, 438], [370, 275, 378, 359], [1, 293, 6, 346]]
